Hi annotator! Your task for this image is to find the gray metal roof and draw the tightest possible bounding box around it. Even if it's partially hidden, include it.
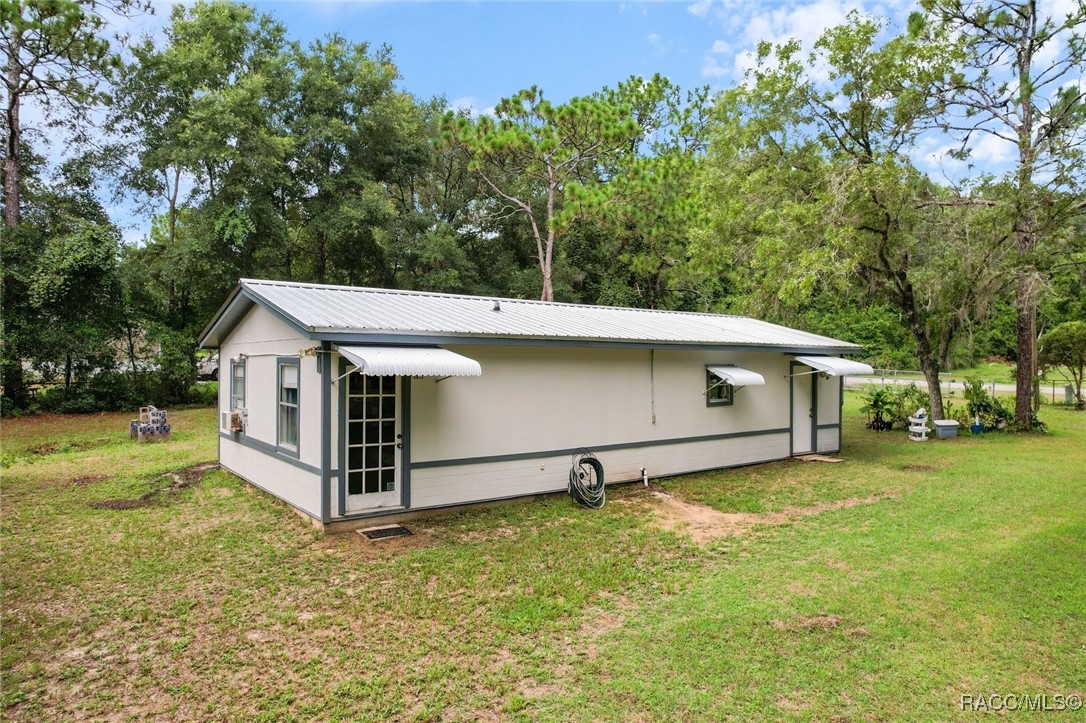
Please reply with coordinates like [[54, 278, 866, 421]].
[[199, 279, 863, 352]]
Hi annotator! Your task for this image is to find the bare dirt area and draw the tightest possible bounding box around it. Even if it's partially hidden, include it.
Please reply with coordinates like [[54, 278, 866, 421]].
[[644, 489, 893, 543], [90, 462, 218, 510]]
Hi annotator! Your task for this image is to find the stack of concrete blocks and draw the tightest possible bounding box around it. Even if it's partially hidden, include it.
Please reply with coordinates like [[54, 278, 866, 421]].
[[908, 408, 929, 442], [130, 406, 171, 443]]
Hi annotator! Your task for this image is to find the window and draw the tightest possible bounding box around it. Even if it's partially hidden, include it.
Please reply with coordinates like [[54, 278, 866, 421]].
[[230, 358, 245, 411], [706, 369, 734, 407], [278, 359, 300, 455]]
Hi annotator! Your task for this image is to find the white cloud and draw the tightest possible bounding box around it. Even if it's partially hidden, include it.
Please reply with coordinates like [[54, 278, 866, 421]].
[[688, 0, 713, 18], [450, 97, 495, 118]]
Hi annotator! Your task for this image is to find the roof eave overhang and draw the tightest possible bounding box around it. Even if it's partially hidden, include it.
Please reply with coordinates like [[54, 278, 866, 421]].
[[310, 328, 862, 354], [198, 285, 314, 349]]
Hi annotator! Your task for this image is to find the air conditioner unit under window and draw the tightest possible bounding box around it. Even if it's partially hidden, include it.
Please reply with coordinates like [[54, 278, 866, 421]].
[[222, 409, 246, 433]]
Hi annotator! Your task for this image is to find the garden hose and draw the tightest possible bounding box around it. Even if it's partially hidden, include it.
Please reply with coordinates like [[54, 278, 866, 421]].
[[568, 449, 605, 509]]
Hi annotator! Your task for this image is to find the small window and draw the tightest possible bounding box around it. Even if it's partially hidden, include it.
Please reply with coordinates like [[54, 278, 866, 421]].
[[278, 360, 300, 455], [230, 358, 246, 411], [706, 370, 734, 407]]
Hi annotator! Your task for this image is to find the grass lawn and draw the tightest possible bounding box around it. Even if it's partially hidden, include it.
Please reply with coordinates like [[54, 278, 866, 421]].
[[2, 398, 1084, 720]]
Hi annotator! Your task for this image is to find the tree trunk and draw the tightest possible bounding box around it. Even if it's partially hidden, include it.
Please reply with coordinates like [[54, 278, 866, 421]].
[[64, 353, 72, 390], [4, 28, 21, 227], [1014, 280, 1036, 425], [919, 360, 945, 423]]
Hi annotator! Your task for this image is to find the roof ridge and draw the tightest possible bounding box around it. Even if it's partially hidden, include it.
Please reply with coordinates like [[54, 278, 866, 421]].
[[239, 278, 751, 320]]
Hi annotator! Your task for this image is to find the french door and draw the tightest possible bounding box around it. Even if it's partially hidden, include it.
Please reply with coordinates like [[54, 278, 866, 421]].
[[345, 373, 401, 510]]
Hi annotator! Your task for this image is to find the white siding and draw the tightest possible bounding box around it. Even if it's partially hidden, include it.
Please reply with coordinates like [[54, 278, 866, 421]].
[[402, 346, 794, 512], [410, 432, 790, 509], [816, 427, 841, 454], [219, 305, 323, 519], [220, 440, 321, 517]]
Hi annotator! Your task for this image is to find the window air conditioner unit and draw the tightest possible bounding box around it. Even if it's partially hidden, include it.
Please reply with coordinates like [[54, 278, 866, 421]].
[[222, 409, 246, 432]]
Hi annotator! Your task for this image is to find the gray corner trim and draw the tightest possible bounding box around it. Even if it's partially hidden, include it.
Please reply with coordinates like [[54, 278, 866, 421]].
[[839, 376, 845, 451], [401, 377, 411, 509], [219, 461, 321, 522], [410, 427, 790, 470], [219, 432, 321, 475], [276, 356, 301, 459], [311, 330, 861, 354], [320, 341, 332, 524], [337, 357, 347, 518], [811, 371, 819, 452]]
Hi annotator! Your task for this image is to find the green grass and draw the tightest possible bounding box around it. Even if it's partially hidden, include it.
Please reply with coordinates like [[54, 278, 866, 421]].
[[2, 399, 1084, 720]]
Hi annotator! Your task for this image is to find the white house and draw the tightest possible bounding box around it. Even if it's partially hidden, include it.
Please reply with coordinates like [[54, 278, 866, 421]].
[[198, 279, 873, 530]]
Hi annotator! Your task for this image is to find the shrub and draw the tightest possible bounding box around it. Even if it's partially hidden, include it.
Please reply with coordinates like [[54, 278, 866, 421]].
[[962, 377, 1014, 430]]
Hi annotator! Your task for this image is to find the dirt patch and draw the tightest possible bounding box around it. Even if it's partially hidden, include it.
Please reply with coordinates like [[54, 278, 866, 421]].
[[647, 490, 892, 543], [90, 463, 217, 510], [315, 525, 437, 559], [902, 464, 939, 472], [68, 475, 108, 487]]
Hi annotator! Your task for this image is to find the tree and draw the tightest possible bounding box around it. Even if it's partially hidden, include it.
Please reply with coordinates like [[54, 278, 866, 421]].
[[443, 87, 640, 301], [1039, 320, 1086, 409], [920, 0, 1086, 426], [694, 13, 1011, 419], [1, 0, 148, 226]]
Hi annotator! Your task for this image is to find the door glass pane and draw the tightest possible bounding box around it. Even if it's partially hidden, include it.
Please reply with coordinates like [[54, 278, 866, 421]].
[[349, 372, 364, 395], [348, 471, 363, 495], [381, 421, 394, 442], [348, 447, 363, 470], [381, 469, 394, 491], [381, 444, 394, 467], [381, 396, 395, 418], [365, 376, 381, 394], [364, 446, 379, 469], [364, 470, 379, 494], [364, 421, 380, 443], [364, 397, 381, 419], [349, 422, 363, 445]]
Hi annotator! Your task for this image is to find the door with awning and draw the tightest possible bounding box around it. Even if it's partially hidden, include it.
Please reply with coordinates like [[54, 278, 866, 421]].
[[337, 346, 481, 513]]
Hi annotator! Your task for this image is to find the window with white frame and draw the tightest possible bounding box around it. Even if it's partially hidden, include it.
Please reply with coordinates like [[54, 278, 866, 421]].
[[706, 369, 734, 407], [230, 358, 245, 411], [278, 360, 300, 454]]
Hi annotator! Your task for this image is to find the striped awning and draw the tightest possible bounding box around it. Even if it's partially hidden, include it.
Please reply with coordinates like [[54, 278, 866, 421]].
[[337, 346, 481, 377], [793, 355, 874, 377]]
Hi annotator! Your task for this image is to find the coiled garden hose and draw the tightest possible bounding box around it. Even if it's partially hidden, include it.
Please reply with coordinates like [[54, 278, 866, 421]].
[[568, 449, 605, 509]]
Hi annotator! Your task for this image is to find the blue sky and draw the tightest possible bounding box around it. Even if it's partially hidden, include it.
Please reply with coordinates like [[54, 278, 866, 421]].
[[241, 0, 915, 112]]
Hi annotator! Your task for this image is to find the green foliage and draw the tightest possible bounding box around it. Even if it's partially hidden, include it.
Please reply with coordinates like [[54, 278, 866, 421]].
[[860, 383, 930, 430], [962, 377, 1014, 429], [1039, 321, 1086, 409]]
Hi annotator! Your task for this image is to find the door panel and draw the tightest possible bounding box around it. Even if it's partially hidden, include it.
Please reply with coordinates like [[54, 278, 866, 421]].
[[791, 366, 814, 455], [345, 373, 401, 510]]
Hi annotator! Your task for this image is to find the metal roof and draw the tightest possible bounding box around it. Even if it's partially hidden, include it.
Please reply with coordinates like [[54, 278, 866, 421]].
[[199, 279, 863, 352]]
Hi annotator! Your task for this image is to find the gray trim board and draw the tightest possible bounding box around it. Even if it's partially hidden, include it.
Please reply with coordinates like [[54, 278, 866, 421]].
[[337, 357, 347, 517], [336, 450, 792, 522], [312, 330, 860, 354], [816, 423, 841, 430], [220, 431, 321, 475], [320, 341, 332, 524], [410, 426, 790, 470], [401, 377, 411, 509]]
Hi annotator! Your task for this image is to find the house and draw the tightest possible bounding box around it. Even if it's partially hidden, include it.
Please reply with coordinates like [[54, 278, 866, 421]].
[[198, 279, 873, 530]]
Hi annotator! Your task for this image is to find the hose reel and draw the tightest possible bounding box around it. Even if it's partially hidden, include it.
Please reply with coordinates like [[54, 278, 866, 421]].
[[568, 448, 605, 509]]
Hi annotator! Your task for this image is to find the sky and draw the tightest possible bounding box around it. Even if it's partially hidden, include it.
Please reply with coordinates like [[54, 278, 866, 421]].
[[87, 0, 1081, 240]]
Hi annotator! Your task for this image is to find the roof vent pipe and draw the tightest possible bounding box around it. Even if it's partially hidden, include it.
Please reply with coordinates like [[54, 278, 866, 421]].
[[493, 300, 501, 312]]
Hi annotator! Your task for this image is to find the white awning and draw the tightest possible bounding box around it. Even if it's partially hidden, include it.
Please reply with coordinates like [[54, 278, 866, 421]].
[[707, 365, 766, 388], [337, 346, 482, 377], [793, 355, 874, 377]]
